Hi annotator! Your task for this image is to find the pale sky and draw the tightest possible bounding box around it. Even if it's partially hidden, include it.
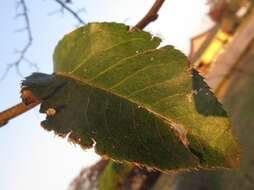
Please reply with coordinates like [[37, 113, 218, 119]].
[[0, 1, 212, 190]]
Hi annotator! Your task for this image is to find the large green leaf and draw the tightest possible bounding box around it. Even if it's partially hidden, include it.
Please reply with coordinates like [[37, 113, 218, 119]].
[[22, 22, 239, 171]]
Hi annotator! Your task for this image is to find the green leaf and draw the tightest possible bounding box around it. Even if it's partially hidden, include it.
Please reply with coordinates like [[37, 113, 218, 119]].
[[98, 161, 133, 190], [98, 160, 160, 190], [22, 22, 239, 171]]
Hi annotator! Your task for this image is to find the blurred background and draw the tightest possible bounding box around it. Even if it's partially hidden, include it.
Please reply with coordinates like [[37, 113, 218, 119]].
[[0, 0, 254, 190]]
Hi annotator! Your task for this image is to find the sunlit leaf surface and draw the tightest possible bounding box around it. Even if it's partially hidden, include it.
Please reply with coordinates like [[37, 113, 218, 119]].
[[22, 22, 239, 171]]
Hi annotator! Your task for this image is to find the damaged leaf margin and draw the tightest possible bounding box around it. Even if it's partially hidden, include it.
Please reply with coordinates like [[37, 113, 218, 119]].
[[21, 22, 240, 172]]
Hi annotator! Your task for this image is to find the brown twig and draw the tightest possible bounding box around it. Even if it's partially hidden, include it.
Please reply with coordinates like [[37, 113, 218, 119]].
[[53, 0, 85, 24], [131, 0, 166, 31], [0, 90, 40, 127]]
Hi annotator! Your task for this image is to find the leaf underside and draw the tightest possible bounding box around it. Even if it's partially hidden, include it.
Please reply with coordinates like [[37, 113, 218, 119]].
[[22, 22, 239, 172]]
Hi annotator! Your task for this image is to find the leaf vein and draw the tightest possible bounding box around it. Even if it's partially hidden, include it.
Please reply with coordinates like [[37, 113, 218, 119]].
[[152, 93, 186, 106], [70, 38, 148, 74], [110, 63, 167, 90]]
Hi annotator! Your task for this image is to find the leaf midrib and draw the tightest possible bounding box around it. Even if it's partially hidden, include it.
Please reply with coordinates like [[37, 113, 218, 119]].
[[55, 71, 187, 132], [56, 71, 205, 164]]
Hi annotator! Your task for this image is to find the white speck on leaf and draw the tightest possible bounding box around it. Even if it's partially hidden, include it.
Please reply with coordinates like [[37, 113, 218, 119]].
[[192, 89, 198, 95], [46, 108, 56, 116]]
